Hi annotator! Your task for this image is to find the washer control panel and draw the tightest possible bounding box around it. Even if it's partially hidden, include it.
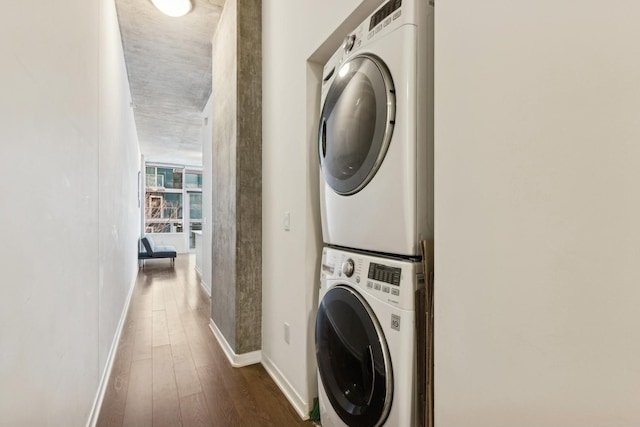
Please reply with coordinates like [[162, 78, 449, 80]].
[[341, 259, 355, 277], [368, 262, 401, 286], [320, 247, 421, 310]]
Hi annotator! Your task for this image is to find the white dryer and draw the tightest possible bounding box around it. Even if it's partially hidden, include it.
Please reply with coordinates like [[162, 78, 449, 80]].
[[315, 246, 422, 426], [318, 0, 434, 257]]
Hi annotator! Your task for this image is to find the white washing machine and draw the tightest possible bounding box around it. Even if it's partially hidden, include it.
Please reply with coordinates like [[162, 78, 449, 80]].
[[315, 246, 423, 426], [318, 0, 434, 257]]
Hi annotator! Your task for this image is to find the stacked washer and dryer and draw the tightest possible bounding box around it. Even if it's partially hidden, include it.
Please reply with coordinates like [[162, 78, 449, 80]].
[[315, 0, 434, 426]]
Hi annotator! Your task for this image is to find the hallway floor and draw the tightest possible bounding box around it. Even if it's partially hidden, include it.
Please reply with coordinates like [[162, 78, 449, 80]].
[[97, 255, 313, 427]]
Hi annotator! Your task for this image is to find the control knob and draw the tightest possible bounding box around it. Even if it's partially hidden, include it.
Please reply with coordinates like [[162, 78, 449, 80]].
[[343, 34, 356, 53], [342, 259, 355, 278]]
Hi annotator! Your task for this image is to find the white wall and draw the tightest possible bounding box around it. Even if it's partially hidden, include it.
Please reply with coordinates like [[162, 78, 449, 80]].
[[201, 95, 213, 295], [0, 0, 140, 424], [98, 0, 142, 372], [261, 0, 384, 416], [435, 2, 640, 426]]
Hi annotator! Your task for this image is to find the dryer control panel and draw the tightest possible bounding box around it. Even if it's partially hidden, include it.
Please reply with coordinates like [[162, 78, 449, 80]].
[[369, 0, 403, 31], [320, 0, 423, 96]]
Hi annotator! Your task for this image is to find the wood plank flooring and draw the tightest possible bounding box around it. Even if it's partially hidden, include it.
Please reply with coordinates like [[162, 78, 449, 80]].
[[97, 255, 313, 427]]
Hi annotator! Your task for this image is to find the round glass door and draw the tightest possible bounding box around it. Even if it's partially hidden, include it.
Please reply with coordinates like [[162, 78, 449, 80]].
[[318, 54, 395, 195], [316, 285, 393, 426]]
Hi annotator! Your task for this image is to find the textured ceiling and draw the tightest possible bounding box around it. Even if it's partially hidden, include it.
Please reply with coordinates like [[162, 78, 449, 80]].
[[115, 0, 224, 166]]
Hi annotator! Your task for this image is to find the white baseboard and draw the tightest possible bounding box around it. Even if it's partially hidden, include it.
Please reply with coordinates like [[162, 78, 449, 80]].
[[199, 279, 211, 297], [194, 264, 202, 278], [262, 353, 311, 420], [86, 274, 137, 427], [208, 319, 262, 367]]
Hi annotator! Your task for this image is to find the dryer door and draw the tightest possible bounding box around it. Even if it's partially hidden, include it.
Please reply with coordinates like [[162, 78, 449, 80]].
[[316, 285, 392, 427], [318, 54, 395, 195]]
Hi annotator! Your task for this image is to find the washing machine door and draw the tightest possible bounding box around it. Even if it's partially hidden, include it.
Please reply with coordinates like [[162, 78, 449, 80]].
[[316, 285, 392, 427], [318, 54, 395, 195]]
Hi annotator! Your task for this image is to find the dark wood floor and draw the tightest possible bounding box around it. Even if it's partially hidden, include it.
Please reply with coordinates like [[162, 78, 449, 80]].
[[97, 255, 313, 427]]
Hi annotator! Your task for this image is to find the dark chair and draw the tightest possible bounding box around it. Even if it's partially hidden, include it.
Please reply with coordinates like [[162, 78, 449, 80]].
[[138, 236, 177, 266]]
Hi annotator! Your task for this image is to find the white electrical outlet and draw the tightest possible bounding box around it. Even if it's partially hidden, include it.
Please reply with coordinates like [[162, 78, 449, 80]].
[[284, 322, 290, 344], [284, 212, 291, 231]]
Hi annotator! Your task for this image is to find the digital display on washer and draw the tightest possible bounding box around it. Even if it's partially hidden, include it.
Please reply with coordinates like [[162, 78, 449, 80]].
[[369, 0, 402, 31], [368, 263, 401, 286]]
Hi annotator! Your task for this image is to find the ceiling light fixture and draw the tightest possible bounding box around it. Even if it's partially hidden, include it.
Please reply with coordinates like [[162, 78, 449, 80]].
[[151, 0, 192, 17]]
